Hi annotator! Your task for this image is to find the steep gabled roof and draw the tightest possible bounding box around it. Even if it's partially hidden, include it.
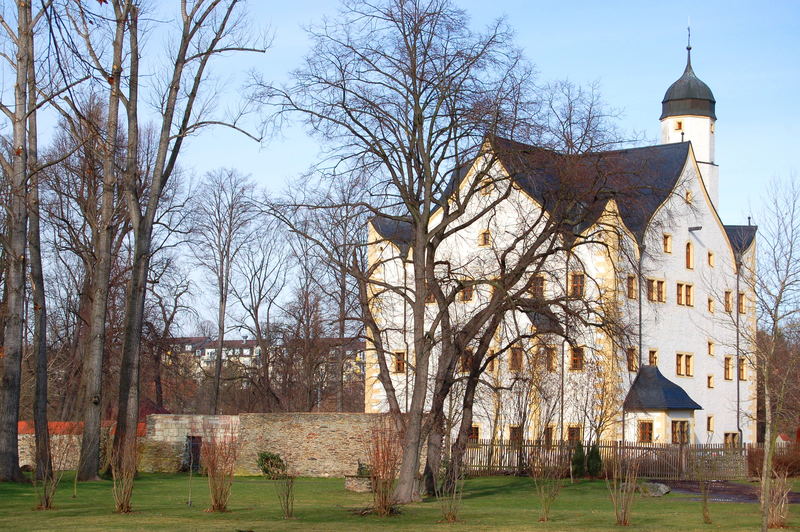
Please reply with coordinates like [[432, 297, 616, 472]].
[[623, 365, 702, 411], [371, 215, 413, 255], [724, 225, 758, 255], [372, 137, 692, 249], [490, 136, 690, 241]]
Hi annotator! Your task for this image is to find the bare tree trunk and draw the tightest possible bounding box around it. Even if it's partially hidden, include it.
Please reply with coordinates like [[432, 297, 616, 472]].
[[0, 0, 31, 482], [77, 6, 126, 480], [28, 62, 52, 482], [759, 354, 774, 532], [212, 297, 226, 414]]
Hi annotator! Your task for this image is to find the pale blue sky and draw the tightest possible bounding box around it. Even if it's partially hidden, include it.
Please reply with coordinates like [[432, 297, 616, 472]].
[[180, 1, 799, 227]]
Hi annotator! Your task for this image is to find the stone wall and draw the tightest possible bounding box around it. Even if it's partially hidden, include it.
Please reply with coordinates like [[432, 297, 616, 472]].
[[19, 434, 82, 471], [236, 413, 382, 477], [146, 414, 239, 442]]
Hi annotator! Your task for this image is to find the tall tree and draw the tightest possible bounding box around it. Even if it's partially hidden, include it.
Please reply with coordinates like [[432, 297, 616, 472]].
[[259, 0, 536, 502], [190, 168, 256, 414]]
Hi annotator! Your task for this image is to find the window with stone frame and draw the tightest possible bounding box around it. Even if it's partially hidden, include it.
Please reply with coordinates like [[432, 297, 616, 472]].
[[738, 357, 747, 381], [570, 347, 585, 371], [460, 284, 474, 302], [570, 272, 585, 298], [671, 420, 689, 444], [509, 425, 523, 443], [509, 347, 523, 372], [478, 229, 492, 247], [685, 241, 694, 269], [707, 297, 714, 313], [738, 292, 746, 314], [707, 415, 714, 432], [638, 421, 654, 443], [663, 234, 672, 253], [530, 275, 545, 299], [542, 426, 554, 446], [626, 347, 638, 372], [724, 290, 733, 312], [649, 349, 658, 365], [647, 279, 666, 303], [567, 425, 582, 443], [468, 425, 480, 441], [626, 275, 637, 299], [392, 351, 405, 373], [541, 345, 557, 372], [724, 432, 740, 447], [724, 356, 733, 380], [707, 374, 714, 388]]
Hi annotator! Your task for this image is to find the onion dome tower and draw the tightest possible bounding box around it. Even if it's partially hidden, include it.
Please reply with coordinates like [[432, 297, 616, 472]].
[[660, 34, 719, 207]]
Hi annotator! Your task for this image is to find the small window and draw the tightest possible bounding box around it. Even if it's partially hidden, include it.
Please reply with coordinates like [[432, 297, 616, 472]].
[[570, 347, 584, 371], [509, 425, 523, 443], [686, 285, 693, 306], [738, 357, 746, 381], [707, 416, 714, 432], [707, 341, 714, 357], [663, 234, 672, 253], [724, 291, 733, 313], [685, 242, 694, 269], [460, 285, 474, 302], [509, 347, 523, 372], [567, 425, 582, 443], [685, 354, 693, 376], [671, 420, 689, 444], [675, 120, 683, 131], [724, 432, 740, 448], [676, 353, 684, 376], [707, 297, 715, 313], [626, 347, 638, 372], [738, 292, 746, 314], [626, 275, 637, 299], [647, 279, 666, 303], [544, 346, 557, 372], [480, 178, 493, 196], [469, 425, 480, 441], [543, 426, 554, 446], [478, 230, 492, 247], [707, 374, 715, 388], [460, 349, 473, 373], [530, 275, 545, 299], [570, 272, 585, 298], [676, 283, 684, 306], [710, 122, 715, 134], [685, 190, 693, 204], [392, 351, 405, 373], [648, 349, 658, 365], [638, 421, 654, 443], [724, 356, 733, 380], [708, 251, 715, 267]]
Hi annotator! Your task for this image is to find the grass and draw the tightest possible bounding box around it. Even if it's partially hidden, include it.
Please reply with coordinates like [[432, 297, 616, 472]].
[[0, 473, 792, 531]]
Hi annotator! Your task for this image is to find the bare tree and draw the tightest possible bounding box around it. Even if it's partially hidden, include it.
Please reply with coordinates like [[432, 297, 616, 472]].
[[744, 176, 800, 531], [258, 0, 536, 502], [190, 168, 256, 414], [108, 0, 266, 470]]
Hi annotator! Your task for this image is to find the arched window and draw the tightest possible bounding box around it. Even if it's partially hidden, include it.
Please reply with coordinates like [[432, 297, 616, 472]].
[[685, 242, 693, 269]]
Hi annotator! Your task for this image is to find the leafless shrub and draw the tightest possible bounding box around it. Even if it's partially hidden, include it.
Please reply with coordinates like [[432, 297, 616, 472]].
[[764, 469, 791, 528], [605, 456, 639, 526], [529, 447, 568, 522], [34, 434, 79, 509], [274, 472, 296, 519], [435, 460, 464, 523], [111, 442, 137, 513], [368, 417, 401, 517], [201, 422, 238, 512]]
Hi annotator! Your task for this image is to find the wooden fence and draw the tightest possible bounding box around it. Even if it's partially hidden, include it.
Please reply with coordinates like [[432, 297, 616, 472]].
[[463, 439, 757, 480]]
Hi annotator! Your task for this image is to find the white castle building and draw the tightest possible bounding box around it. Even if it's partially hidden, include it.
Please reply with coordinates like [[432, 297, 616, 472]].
[[364, 45, 757, 446]]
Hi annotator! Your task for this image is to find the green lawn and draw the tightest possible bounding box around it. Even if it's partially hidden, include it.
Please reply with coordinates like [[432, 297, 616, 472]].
[[0, 473, 791, 531]]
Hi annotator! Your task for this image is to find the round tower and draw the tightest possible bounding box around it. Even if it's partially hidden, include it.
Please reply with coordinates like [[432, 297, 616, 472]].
[[660, 42, 719, 207]]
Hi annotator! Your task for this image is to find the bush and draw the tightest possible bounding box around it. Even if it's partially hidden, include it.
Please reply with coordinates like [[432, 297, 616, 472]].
[[571, 442, 586, 478], [587, 443, 602, 478], [257, 452, 287, 480], [747, 444, 800, 477]]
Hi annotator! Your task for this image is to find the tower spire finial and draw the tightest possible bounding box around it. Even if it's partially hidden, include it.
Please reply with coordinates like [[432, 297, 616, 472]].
[[685, 18, 693, 70]]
